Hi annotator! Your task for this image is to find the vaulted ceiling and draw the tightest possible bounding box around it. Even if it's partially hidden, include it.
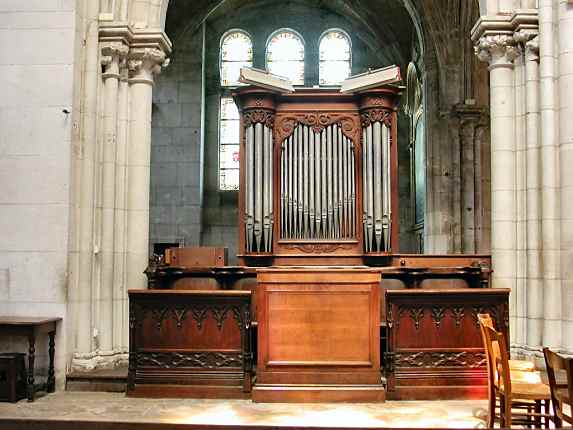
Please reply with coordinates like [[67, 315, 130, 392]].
[[165, 0, 417, 66]]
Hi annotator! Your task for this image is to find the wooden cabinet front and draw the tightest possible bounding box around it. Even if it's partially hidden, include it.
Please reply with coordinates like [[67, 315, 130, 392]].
[[128, 290, 252, 398], [385, 288, 510, 400], [254, 268, 384, 402]]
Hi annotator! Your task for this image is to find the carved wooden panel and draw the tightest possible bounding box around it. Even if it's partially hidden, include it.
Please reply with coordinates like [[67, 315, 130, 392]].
[[385, 288, 509, 400], [128, 290, 252, 398]]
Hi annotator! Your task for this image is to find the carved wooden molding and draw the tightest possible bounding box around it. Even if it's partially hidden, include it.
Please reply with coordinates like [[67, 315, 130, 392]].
[[360, 109, 392, 128], [408, 306, 424, 330], [137, 351, 243, 369], [394, 351, 486, 368], [274, 112, 361, 145], [452, 306, 465, 328], [470, 305, 499, 328], [281, 243, 356, 253], [431, 306, 445, 328], [132, 302, 248, 332], [243, 109, 275, 128]]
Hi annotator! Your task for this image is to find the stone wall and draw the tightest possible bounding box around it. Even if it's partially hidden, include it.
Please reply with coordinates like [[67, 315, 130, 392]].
[[0, 0, 76, 387], [150, 30, 204, 251]]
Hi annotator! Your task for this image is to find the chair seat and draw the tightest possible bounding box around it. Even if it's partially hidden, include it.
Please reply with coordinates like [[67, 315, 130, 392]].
[[509, 359, 535, 372], [499, 381, 551, 400], [494, 370, 543, 386]]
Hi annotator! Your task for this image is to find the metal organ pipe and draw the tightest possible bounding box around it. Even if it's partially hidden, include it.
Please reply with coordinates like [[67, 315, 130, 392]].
[[244, 121, 274, 253], [245, 125, 254, 252], [279, 124, 356, 241], [362, 118, 392, 253], [254, 123, 264, 250]]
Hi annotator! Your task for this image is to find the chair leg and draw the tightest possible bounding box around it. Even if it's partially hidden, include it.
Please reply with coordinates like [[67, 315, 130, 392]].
[[534, 400, 542, 429], [487, 388, 496, 427], [499, 393, 506, 428]]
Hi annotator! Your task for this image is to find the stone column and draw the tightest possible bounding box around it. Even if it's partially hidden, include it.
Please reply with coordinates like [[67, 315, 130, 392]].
[[558, 0, 573, 352], [126, 48, 167, 292], [475, 35, 519, 324], [519, 34, 543, 348], [454, 105, 489, 254], [114, 61, 129, 352], [99, 42, 128, 354], [539, 0, 562, 349]]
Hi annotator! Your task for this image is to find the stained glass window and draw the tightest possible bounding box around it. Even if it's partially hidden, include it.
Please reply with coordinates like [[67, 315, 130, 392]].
[[219, 96, 241, 190], [319, 30, 351, 85], [220, 30, 253, 87], [266, 29, 305, 85]]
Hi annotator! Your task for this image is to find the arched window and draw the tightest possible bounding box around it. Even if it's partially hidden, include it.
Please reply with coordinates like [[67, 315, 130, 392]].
[[220, 30, 253, 87], [266, 29, 305, 85], [219, 30, 252, 190], [319, 29, 351, 85]]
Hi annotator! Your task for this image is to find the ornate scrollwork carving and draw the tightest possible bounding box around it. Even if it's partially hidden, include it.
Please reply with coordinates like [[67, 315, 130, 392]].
[[243, 109, 275, 128], [408, 306, 424, 330], [471, 306, 499, 328], [360, 109, 392, 128], [211, 306, 230, 330], [137, 351, 243, 369], [171, 307, 188, 329], [191, 306, 208, 330], [282, 243, 355, 253], [275, 112, 361, 145], [451, 306, 465, 328], [394, 351, 486, 368], [431, 306, 445, 329]]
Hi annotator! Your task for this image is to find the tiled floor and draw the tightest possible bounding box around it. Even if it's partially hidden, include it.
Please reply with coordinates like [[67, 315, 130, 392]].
[[0, 392, 488, 428]]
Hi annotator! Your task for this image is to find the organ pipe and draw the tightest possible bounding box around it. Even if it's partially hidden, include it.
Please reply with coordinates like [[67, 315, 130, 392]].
[[244, 122, 274, 253], [279, 123, 356, 241]]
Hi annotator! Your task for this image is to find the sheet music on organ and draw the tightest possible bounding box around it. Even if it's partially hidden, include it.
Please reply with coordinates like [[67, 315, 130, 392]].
[[239, 67, 294, 93], [340, 65, 402, 93]]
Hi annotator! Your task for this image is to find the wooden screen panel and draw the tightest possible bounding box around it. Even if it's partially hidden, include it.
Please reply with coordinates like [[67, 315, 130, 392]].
[[266, 288, 372, 365], [385, 288, 510, 400], [256, 268, 381, 386]]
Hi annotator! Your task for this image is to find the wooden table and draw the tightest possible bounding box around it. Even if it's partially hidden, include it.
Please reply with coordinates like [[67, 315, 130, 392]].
[[0, 317, 61, 401]]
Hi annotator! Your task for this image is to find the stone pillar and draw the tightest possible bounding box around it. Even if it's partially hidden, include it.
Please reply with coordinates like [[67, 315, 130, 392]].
[[539, 0, 562, 349], [520, 34, 543, 348], [558, 0, 573, 352], [475, 35, 519, 324], [99, 42, 128, 354], [126, 48, 167, 292], [114, 62, 129, 352], [454, 105, 489, 254]]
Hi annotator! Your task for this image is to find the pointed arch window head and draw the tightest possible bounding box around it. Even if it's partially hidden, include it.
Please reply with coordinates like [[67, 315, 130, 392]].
[[220, 30, 253, 87], [319, 30, 351, 86], [266, 29, 305, 85]]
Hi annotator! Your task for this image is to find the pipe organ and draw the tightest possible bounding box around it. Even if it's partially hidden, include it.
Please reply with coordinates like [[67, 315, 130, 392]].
[[135, 80, 500, 403], [235, 85, 400, 265]]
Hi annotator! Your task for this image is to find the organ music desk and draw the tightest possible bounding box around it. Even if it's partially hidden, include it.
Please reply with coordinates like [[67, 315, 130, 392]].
[[130, 83, 508, 402]]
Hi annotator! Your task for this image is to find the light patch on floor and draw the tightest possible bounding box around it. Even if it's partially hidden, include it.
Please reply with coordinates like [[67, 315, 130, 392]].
[[0, 392, 489, 428]]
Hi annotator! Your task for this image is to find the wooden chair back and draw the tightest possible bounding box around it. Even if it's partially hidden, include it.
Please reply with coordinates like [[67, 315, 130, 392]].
[[477, 314, 495, 400], [484, 325, 513, 426], [543, 347, 573, 426]]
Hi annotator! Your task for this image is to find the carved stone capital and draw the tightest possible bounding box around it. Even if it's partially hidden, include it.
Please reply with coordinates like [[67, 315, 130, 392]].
[[128, 47, 170, 85], [474, 35, 519, 69], [525, 36, 539, 61], [101, 42, 129, 79]]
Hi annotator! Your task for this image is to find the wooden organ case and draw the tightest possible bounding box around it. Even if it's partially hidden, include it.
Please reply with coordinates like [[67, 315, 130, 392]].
[[132, 82, 506, 402], [235, 86, 400, 266]]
